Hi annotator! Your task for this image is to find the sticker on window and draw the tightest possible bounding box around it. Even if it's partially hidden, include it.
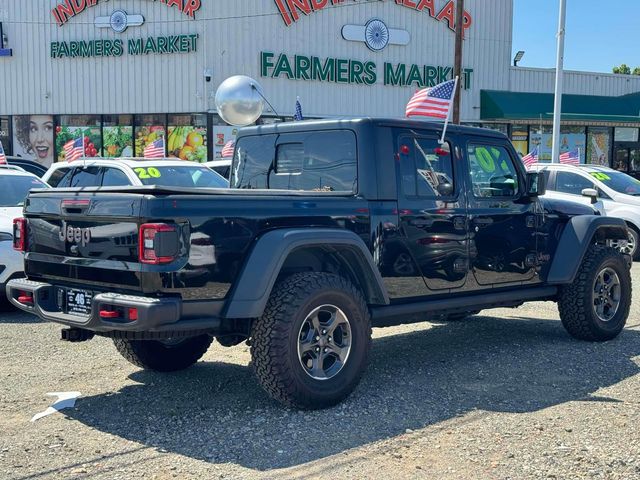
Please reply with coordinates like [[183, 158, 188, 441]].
[[134, 167, 161, 179]]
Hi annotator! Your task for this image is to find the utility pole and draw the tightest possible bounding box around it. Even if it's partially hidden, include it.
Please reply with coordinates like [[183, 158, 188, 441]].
[[452, 0, 464, 124], [551, 0, 567, 163]]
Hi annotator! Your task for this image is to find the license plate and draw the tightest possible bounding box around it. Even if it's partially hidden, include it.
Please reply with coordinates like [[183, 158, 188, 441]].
[[66, 288, 93, 316]]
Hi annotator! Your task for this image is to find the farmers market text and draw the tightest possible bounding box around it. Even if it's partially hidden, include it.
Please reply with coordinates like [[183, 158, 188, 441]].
[[50, 34, 199, 58]]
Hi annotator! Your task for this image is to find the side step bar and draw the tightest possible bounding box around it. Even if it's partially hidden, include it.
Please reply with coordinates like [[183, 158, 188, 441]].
[[370, 286, 558, 328]]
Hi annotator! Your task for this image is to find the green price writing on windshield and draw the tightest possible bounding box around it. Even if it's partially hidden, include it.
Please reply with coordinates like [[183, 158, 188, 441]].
[[134, 167, 162, 179], [590, 172, 611, 181]]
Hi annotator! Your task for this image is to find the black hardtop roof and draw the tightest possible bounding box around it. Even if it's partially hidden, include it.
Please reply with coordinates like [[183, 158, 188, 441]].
[[236, 117, 508, 139]]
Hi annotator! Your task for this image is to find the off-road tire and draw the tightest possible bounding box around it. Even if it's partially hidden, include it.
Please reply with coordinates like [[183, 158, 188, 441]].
[[250, 272, 372, 409], [558, 245, 631, 341], [113, 335, 213, 372]]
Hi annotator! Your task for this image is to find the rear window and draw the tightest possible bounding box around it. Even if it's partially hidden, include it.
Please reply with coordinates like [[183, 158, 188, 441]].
[[0, 175, 48, 206], [231, 130, 357, 192], [133, 166, 228, 188]]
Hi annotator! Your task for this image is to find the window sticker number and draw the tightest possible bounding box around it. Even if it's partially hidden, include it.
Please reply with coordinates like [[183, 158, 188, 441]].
[[590, 172, 610, 181], [134, 167, 161, 179]]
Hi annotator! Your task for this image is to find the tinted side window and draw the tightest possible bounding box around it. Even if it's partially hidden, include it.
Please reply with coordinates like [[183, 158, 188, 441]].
[[398, 136, 454, 198], [232, 131, 357, 192], [69, 167, 101, 187], [555, 172, 595, 195], [47, 168, 72, 187], [468, 144, 520, 198], [101, 168, 131, 187]]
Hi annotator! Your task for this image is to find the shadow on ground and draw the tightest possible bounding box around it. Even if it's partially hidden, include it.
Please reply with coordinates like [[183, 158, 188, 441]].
[[0, 302, 44, 323], [63, 316, 640, 470]]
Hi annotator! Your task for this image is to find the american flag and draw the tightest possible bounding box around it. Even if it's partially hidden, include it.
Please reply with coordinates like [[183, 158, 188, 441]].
[[63, 137, 84, 162], [0, 140, 6, 164], [144, 137, 165, 159], [559, 148, 580, 166], [221, 140, 235, 158], [521, 145, 539, 169], [294, 98, 303, 121], [406, 79, 456, 119]]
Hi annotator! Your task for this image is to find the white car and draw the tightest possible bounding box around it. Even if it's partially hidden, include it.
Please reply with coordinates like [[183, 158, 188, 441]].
[[532, 163, 640, 260], [42, 158, 229, 189], [205, 159, 232, 179], [0, 166, 50, 300]]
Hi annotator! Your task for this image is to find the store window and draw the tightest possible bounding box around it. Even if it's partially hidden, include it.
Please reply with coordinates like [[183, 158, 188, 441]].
[[586, 127, 612, 166], [57, 115, 102, 162], [103, 115, 133, 158], [211, 114, 239, 160], [614, 127, 639, 142], [167, 114, 207, 162], [530, 125, 585, 163], [510, 127, 529, 158], [134, 114, 166, 157], [0, 117, 10, 156], [13, 115, 55, 167]]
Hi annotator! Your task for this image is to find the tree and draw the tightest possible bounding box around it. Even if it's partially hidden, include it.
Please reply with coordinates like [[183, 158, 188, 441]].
[[634, 67, 640, 76], [613, 64, 631, 74]]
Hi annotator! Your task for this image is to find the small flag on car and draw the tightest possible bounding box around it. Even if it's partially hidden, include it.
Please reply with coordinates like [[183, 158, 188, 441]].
[[144, 137, 165, 159], [405, 79, 456, 119], [221, 140, 235, 158], [521, 145, 539, 169], [0, 140, 6, 164], [63, 137, 85, 163], [559, 148, 580, 165], [294, 97, 304, 121]]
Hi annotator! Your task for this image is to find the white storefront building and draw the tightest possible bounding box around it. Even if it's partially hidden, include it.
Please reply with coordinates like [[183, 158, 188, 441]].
[[1, 0, 639, 171]]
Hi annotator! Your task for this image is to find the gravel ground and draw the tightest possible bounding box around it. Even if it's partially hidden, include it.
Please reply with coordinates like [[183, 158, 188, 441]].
[[1, 267, 639, 480]]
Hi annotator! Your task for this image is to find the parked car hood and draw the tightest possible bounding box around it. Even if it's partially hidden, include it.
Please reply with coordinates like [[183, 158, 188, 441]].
[[612, 192, 640, 206]]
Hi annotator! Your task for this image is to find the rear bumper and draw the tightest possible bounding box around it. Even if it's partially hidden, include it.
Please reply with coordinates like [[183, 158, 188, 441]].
[[6, 278, 223, 333]]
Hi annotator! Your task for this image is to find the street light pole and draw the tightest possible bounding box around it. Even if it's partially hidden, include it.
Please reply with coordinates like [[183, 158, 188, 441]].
[[452, 0, 464, 124], [551, 0, 567, 163]]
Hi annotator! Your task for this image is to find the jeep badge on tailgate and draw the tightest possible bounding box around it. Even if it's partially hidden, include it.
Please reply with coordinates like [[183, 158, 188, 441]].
[[59, 221, 91, 247]]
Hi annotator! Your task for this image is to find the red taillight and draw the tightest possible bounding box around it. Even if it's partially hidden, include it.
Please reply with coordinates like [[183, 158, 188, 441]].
[[139, 223, 178, 265], [13, 218, 27, 251], [99, 310, 120, 319], [17, 292, 33, 305], [128, 308, 138, 321]]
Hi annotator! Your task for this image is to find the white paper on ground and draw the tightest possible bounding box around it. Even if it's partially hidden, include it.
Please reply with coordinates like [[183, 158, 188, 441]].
[[31, 392, 81, 422]]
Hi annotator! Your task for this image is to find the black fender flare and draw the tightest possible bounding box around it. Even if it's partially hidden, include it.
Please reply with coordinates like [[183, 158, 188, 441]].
[[546, 216, 628, 284], [223, 229, 390, 318]]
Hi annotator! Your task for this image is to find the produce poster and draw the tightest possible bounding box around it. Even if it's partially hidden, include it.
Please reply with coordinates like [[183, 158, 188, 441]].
[[167, 126, 207, 162], [135, 126, 166, 157], [103, 126, 133, 158], [586, 129, 611, 166], [529, 133, 586, 163], [55, 126, 101, 162]]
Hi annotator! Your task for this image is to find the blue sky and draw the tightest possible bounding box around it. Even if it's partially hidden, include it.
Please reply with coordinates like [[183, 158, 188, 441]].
[[512, 0, 639, 73]]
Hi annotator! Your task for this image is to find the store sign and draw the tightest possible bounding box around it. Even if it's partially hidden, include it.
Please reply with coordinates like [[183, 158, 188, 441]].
[[95, 10, 145, 33], [261, 51, 474, 89], [51, 34, 198, 58], [52, 0, 202, 27], [273, 0, 472, 36], [342, 19, 410, 51]]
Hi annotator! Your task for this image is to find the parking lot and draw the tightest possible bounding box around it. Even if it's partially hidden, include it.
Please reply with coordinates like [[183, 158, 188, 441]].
[[1, 266, 639, 480]]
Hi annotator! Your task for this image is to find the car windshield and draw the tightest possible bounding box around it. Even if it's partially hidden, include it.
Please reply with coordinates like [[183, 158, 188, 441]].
[[0, 175, 48, 206], [589, 171, 640, 195], [134, 166, 228, 188]]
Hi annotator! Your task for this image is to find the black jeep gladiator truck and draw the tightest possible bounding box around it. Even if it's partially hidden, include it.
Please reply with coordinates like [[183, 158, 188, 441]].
[[8, 118, 632, 409]]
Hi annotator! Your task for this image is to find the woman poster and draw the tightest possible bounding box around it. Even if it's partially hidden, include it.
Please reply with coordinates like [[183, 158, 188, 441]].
[[12, 115, 55, 167]]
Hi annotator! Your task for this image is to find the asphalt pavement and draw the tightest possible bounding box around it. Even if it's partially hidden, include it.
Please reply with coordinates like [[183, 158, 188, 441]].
[[1, 267, 639, 479]]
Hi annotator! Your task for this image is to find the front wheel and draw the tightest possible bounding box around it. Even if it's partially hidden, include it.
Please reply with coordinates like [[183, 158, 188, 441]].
[[251, 272, 372, 409], [113, 335, 213, 372], [558, 246, 631, 341]]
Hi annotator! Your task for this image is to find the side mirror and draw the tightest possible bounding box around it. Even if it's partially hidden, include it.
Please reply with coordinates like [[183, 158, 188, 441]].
[[437, 182, 454, 196], [525, 171, 546, 197], [581, 188, 598, 204]]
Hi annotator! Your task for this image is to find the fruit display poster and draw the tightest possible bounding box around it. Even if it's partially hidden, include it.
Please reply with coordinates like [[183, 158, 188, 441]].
[[167, 126, 207, 162], [135, 126, 166, 157], [530, 133, 586, 163], [213, 126, 239, 159], [55, 126, 101, 162]]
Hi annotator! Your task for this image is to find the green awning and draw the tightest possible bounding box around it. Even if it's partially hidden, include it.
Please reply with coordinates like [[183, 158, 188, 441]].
[[481, 90, 640, 123]]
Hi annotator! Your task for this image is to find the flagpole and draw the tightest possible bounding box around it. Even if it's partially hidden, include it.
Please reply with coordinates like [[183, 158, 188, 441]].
[[551, 0, 567, 163], [440, 76, 459, 145]]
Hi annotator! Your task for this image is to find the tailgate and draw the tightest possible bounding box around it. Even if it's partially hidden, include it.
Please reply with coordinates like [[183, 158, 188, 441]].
[[24, 191, 147, 291]]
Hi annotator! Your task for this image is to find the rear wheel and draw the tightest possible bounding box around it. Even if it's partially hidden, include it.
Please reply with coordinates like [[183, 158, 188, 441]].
[[558, 246, 631, 341], [113, 335, 213, 372], [610, 226, 639, 261], [250, 272, 371, 409]]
